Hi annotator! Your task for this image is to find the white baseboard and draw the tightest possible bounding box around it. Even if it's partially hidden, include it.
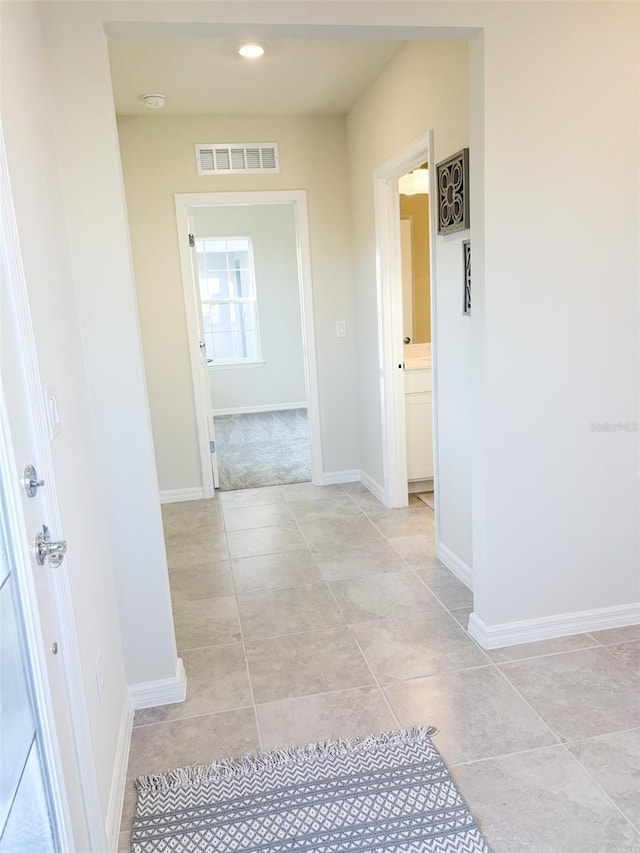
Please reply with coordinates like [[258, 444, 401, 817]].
[[159, 487, 205, 504], [437, 543, 473, 591], [321, 469, 361, 485], [468, 602, 640, 650], [408, 478, 434, 494], [359, 471, 386, 504], [129, 658, 187, 711], [211, 402, 307, 417], [105, 690, 134, 852]]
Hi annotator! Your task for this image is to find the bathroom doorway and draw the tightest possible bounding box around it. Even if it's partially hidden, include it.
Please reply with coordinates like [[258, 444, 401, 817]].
[[398, 164, 434, 509]]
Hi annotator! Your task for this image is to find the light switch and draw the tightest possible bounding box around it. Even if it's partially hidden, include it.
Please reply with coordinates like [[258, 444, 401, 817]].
[[336, 320, 347, 338]]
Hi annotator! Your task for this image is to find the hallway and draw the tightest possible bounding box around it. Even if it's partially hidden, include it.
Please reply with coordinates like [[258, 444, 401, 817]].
[[120, 484, 640, 851]]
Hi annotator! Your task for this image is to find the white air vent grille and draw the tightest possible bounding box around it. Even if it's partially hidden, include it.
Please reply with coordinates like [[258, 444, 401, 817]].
[[195, 143, 279, 175]]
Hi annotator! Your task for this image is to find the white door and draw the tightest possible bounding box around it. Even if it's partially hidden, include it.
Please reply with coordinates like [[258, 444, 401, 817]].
[[0, 134, 95, 849], [189, 229, 219, 489]]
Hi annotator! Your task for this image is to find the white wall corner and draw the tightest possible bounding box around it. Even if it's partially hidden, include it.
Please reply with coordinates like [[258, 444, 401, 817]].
[[359, 471, 386, 504], [437, 543, 473, 591], [105, 690, 134, 853], [321, 469, 361, 485], [159, 488, 206, 505], [129, 657, 187, 711], [468, 602, 640, 650]]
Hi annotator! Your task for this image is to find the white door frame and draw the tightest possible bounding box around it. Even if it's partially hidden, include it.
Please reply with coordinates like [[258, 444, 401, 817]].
[[0, 126, 106, 849], [373, 132, 441, 531], [175, 190, 323, 493]]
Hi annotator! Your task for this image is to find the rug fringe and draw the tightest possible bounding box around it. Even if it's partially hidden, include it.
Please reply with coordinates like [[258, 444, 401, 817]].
[[135, 726, 438, 793]]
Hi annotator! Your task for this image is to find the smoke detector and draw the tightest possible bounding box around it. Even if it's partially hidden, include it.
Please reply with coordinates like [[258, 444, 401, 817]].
[[143, 93, 166, 110]]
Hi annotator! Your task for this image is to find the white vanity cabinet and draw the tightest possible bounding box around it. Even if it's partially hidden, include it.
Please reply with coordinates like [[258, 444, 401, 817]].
[[405, 366, 433, 481]]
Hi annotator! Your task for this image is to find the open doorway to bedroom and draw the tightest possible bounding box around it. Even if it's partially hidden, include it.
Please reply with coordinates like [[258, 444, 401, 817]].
[[175, 190, 323, 494]]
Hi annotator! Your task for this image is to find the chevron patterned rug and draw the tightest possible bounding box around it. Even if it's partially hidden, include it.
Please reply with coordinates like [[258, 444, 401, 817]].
[[131, 727, 489, 852]]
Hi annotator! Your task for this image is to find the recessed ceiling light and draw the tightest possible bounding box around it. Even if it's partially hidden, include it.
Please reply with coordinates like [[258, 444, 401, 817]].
[[238, 42, 265, 59]]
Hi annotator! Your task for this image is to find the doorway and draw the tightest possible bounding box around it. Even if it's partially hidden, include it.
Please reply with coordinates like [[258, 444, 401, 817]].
[[373, 133, 439, 523], [175, 190, 323, 496]]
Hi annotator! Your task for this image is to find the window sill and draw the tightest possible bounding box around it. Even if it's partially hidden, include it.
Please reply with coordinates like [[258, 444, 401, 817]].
[[208, 360, 266, 370]]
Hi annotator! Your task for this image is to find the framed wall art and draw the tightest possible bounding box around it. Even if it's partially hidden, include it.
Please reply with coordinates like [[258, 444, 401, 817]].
[[462, 240, 471, 316], [436, 148, 470, 235]]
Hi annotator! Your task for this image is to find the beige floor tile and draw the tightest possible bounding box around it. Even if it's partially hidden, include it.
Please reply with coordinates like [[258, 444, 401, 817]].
[[345, 490, 386, 511], [589, 624, 640, 645], [133, 644, 252, 725], [385, 667, 556, 764], [119, 779, 137, 832], [256, 687, 396, 751], [172, 596, 241, 650], [606, 640, 640, 671], [353, 611, 488, 682], [328, 571, 441, 624], [168, 561, 234, 602], [415, 566, 473, 610], [163, 504, 224, 536], [162, 497, 220, 523], [366, 507, 435, 539], [388, 534, 438, 568], [226, 524, 306, 559], [245, 626, 374, 704], [126, 707, 259, 779], [568, 729, 640, 830], [219, 486, 285, 509], [340, 482, 368, 494], [281, 483, 345, 501], [452, 745, 640, 852], [299, 515, 385, 553], [499, 647, 640, 741], [222, 503, 295, 531], [288, 495, 363, 521], [313, 539, 407, 582], [450, 607, 472, 630], [237, 582, 345, 640], [165, 533, 228, 569], [487, 633, 599, 663], [231, 550, 321, 593]]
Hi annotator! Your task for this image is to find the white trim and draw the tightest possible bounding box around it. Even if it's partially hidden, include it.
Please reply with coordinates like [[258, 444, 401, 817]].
[[209, 360, 266, 371], [321, 469, 361, 485], [360, 470, 387, 504], [130, 657, 187, 711], [211, 402, 307, 417], [437, 543, 473, 591], [159, 487, 206, 505], [105, 692, 134, 853], [373, 133, 441, 533], [0, 123, 106, 850], [175, 190, 324, 489], [468, 603, 640, 650]]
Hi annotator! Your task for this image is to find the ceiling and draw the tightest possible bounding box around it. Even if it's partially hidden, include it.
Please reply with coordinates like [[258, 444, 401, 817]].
[[108, 37, 404, 116]]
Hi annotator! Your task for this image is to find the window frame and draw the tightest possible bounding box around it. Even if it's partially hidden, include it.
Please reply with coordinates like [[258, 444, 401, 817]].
[[194, 235, 264, 368]]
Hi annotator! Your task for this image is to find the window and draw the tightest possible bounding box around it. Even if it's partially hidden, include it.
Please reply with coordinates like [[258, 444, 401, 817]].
[[195, 237, 262, 365]]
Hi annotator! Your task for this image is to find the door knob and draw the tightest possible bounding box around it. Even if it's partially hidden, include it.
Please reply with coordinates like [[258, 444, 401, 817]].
[[23, 464, 45, 498], [35, 525, 67, 568]]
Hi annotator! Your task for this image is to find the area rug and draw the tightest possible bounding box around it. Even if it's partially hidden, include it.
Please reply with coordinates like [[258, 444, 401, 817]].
[[131, 727, 489, 852], [214, 408, 312, 490]]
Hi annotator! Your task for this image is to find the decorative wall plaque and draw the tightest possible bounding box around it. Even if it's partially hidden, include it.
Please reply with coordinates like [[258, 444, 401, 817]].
[[436, 148, 470, 234], [462, 240, 471, 315]]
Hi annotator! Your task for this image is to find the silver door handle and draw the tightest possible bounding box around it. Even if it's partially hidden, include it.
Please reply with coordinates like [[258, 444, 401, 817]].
[[35, 525, 67, 568]]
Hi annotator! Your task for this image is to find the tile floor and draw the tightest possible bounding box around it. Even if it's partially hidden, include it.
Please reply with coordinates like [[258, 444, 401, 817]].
[[119, 483, 640, 852]]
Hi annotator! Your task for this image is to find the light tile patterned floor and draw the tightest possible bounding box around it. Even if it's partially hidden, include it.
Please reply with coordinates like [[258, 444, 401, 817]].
[[119, 484, 640, 852]]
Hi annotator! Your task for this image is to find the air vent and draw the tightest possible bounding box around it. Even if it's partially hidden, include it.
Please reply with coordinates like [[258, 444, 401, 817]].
[[195, 143, 279, 175]]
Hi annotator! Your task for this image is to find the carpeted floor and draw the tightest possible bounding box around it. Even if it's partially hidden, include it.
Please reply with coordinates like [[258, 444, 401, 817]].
[[214, 408, 312, 491], [131, 727, 489, 852]]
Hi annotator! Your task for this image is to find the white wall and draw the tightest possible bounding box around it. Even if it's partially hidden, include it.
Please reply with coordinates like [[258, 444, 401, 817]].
[[118, 114, 358, 490], [0, 0, 128, 831], [38, 3, 178, 687], [346, 40, 472, 569], [31, 1, 639, 648], [191, 203, 306, 412]]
